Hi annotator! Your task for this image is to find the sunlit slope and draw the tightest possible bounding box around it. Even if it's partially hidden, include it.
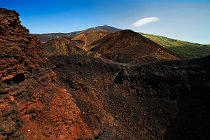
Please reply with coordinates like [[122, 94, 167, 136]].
[[142, 33, 210, 59]]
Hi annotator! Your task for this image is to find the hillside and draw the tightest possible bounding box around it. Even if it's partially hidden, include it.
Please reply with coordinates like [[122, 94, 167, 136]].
[[33, 26, 210, 59], [91, 30, 180, 63], [142, 33, 210, 59], [41, 37, 84, 57], [72, 31, 109, 51]]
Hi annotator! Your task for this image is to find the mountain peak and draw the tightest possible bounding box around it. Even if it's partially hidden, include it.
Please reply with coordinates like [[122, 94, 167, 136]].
[[86, 25, 121, 33]]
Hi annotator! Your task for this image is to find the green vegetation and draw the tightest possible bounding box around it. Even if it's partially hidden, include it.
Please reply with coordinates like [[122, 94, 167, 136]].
[[141, 33, 210, 59]]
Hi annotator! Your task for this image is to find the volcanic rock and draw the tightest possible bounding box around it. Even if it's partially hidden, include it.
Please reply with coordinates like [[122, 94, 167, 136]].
[[0, 8, 97, 139]]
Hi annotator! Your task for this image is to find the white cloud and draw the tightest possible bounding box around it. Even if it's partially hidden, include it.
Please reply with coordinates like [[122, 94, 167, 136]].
[[131, 17, 160, 27]]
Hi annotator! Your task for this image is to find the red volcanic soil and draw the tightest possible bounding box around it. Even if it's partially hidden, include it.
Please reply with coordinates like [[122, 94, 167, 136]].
[[72, 31, 109, 51], [0, 8, 97, 139], [1, 8, 210, 140], [91, 30, 181, 63]]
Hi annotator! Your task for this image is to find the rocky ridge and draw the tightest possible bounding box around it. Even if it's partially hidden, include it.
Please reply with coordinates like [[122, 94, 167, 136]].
[[0, 8, 98, 139]]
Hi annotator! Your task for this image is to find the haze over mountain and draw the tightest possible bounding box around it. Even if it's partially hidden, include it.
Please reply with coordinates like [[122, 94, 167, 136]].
[[33, 25, 120, 43]]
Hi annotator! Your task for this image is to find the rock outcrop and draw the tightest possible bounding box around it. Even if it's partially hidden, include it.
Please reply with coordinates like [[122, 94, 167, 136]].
[[0, 8, 45, 84], [0, 8, 97, 139]]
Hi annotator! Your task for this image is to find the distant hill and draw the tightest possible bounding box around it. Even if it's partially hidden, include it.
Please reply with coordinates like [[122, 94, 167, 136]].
[[33, 31, 80, 43], [90, 30, 180, 63], [41, 37, 84, 57], [142, 33, 210, 59], [34, 25, 210, 59], [72, 31, 109, 51], [33, 25, 120, 43]]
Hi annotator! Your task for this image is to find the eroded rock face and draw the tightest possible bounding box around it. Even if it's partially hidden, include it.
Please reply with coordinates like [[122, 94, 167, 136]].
[[0, 8, 46, 139], [0, 8, 46, 83]]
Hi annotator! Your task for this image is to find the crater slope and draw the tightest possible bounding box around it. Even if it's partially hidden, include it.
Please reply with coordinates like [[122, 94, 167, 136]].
[[72, 31, 109, 51], [91, 30, 181, 63]]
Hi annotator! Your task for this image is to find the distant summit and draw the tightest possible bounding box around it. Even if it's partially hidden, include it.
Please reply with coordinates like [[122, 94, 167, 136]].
[[85, 25, 121, 33]]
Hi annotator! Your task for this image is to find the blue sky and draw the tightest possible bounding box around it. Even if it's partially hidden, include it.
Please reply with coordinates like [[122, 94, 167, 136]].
[[1, 0, 210, 44]]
